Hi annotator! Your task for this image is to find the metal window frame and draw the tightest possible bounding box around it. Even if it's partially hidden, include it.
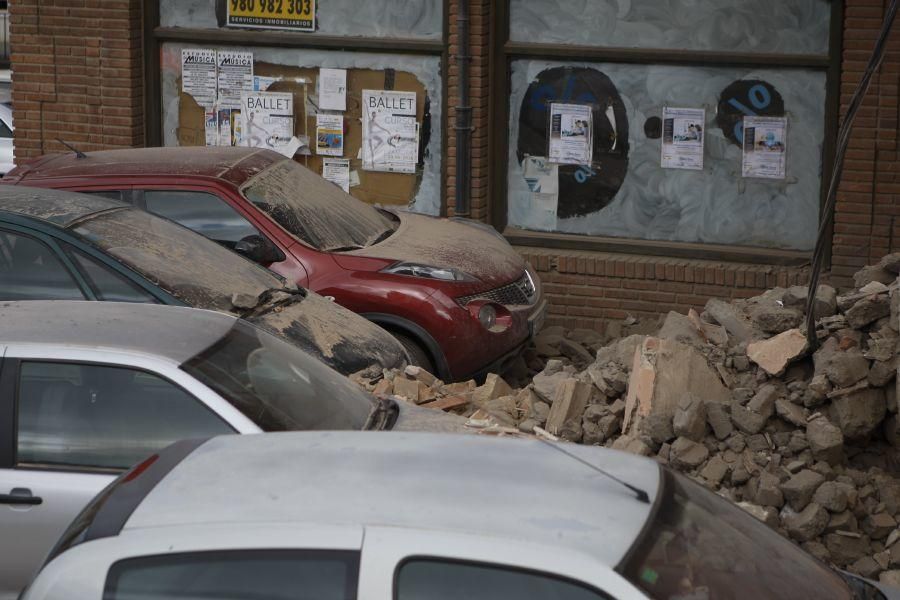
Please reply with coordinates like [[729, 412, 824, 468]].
[[143, 0, 451, 216], [488, 0, 844, 267]]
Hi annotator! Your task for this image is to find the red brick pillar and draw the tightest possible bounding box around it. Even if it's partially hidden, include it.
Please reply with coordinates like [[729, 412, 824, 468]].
[[447, 0, 491, 221], [832, 0, 900, 287], [9, 0, 144, 163]]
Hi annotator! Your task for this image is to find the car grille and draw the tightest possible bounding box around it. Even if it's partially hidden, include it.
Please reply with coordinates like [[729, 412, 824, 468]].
[[457, 271, 538, 307]]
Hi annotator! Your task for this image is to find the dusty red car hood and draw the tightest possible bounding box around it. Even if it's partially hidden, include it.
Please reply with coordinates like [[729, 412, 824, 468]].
[[348, 211, 526, 287]]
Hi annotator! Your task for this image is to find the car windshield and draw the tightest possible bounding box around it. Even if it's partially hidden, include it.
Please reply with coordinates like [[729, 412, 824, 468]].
[[242, 159, 396, 251], [620, 469, 853, 600], [73, 207, 281, 313], [181, 318, 373, 431]]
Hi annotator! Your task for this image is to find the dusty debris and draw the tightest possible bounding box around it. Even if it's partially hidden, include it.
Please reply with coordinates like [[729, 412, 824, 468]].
[[351, 253, 900, 576]]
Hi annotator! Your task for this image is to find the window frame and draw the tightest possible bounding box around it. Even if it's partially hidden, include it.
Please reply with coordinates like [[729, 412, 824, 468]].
[[142, 0, 451, 217], [12, 358, 237, 474], [488, 0, 844, 266], [0, 224, 90, 300]]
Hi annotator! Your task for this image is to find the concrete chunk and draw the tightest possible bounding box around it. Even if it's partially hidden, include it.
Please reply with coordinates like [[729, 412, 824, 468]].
[[781, 469, 826, 511], [807, 416, 845, 465], [747, 329, 809, 376], [545, 379, 592, 441], [830, 387, 886, 440]]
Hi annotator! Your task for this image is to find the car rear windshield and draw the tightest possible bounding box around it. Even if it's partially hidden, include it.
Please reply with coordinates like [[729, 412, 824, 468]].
[[620, 469, 853, 600], [242, 159, 395, 252], [181, 318, 372, 431], [72, 207, 281, 313]]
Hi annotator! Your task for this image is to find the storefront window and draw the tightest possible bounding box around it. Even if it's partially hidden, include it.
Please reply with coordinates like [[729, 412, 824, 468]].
[[509, 0, 830, 55], [159, 42, 442, 215], [506, 60, 826, 250], [160, 0, 443, 40]]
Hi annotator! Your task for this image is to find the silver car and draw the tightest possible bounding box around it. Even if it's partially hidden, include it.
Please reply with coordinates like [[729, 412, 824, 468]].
[[0, 301, 464, 599], [20, 431, 897, 600]]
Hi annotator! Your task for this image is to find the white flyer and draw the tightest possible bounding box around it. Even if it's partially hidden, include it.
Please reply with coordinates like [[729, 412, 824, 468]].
[[548, 103, 592, 166], [319, 68, 347, 111], [742, 116, 788, 179], [241, 92, 295, 156], [204, 110, 218, 146], [181, 48, 217, 107], [361, 89, 419, 173], [315, 113, 344, 156], [323, 158, 351, 192], [216, 50, 253, 109], [254, 75, 278, 91], [661, 107, 705, 170]]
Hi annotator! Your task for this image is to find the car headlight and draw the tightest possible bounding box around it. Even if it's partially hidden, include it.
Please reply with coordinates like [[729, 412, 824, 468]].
[[381, 262, 476, 282], [478, 304, 497, 329]]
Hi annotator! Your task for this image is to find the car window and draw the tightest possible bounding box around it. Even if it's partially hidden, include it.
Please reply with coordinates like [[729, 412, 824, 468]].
[[396, 559, 613, 600], [0, 229, 85, 300], [0, 119, 12, 139], [104, 550, 360, 600], [66, 246, 159, 303], [16, 361, 234, 470], [144, 190, 262, 248]]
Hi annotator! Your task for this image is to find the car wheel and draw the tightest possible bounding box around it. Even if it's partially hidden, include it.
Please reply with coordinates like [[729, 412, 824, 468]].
[[393, 332, 436, 375]]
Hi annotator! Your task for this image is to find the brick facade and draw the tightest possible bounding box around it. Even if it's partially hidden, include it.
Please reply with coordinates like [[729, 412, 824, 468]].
[[9, 0, 143, 161], [832, 0, 900, 288], [7, 0, 895, 333]]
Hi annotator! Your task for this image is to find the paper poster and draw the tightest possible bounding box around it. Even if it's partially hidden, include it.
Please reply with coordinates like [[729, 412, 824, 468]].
[[319, 68, 347, 111], [361, 90, 419, 173], [323, 158, 351, 192], [316, 113, 344, 156], [253, 76, 278, 92], [523, 156, 559, 228], [661, 107, 705, 170], [548, 103, 592, 166], [227, 0, 315, 31], [181, 48, 217, 107], [205, 110, 218, 146], [742, 116, 787, 179], [241, 92, 295, 155], [216, 50, 253, 109]]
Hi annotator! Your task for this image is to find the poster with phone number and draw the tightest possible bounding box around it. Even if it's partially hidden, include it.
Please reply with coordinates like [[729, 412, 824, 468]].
[[227, 0, 315, 32]]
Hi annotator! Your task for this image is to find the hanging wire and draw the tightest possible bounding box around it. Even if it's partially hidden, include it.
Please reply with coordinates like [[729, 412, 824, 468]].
[[805, 0, 900, 349]]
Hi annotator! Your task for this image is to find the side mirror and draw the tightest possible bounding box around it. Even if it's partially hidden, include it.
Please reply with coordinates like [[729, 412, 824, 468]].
[[234, 235, 285, 265]]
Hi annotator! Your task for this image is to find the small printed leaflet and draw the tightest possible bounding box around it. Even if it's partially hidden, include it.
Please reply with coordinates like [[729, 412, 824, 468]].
[[241, 91, 296, 157], [253, 75, 278, 92], [316, 113, 344, 156], [548, 103, 592, 166], [741, 116, 788, 179], [217, 50, 254, 109], [661, 107, 705, 171], [227, 0, 315, 32], [319, 68, 347, 111], [205, 110, 218, 146], [323, 158, 351, 192], [523, 155, 559, 230], [181, 48, 217, 108], [361, 90, 418, 174]]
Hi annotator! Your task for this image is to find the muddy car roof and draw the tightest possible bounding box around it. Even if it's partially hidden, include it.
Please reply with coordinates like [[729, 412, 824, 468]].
[[7, 147, 284, 186], [0, 300, 238, 364], [0, 185, 124, 227], [124, 431, 661, 566]]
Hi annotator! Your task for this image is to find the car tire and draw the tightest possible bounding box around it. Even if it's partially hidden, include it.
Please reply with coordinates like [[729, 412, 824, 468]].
[[393, 332, 436, 375]]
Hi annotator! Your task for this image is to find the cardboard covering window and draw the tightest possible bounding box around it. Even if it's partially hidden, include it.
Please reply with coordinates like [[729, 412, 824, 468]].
[[176, 63, 430, 207]]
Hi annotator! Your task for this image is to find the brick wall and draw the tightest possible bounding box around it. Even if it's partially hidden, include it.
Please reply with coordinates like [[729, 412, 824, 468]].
[[832, 0, 900, 287], [446, 0, 491, 221], [517, 247, 810, 333], [9, 0, 144, 163]]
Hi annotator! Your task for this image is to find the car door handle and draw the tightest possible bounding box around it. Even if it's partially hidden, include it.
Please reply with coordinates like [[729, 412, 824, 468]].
[[0, 488, 42, 505]]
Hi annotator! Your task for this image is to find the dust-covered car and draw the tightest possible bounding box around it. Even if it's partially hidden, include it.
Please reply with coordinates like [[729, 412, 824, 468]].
[[19, 432, 898, 600], [0, 301, 464, 598], [0, 185, 407, 376]]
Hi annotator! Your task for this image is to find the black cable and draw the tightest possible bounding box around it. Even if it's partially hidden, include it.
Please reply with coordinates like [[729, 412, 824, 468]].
[[805, 0, 900, 349]]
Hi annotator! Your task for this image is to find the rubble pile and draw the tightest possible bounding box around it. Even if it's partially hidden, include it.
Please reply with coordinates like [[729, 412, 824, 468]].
[[354, 253, 900, 581]]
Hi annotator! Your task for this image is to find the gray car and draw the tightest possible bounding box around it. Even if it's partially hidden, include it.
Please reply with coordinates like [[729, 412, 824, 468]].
[[0, 301, 465, 599], [19, 431, 898, 600]]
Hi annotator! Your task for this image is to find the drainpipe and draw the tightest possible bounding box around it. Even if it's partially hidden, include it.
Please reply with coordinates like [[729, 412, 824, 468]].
[[454, 0, 472, 218]]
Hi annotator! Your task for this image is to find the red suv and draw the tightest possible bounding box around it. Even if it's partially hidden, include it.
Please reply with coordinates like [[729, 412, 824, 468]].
[[4, 148, 546, 381]]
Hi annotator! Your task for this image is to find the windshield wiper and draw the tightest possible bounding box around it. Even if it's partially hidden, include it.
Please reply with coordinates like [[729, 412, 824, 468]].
[[326, 245, 364, 253], [363, 396, 400, 431], [370, 228, 395, 246]]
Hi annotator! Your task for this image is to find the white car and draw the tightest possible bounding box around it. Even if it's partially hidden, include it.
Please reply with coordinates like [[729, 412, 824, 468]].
[[0, 301, 464, 599], [19, 431, 896, 600], [0, 102, 13, 175]]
